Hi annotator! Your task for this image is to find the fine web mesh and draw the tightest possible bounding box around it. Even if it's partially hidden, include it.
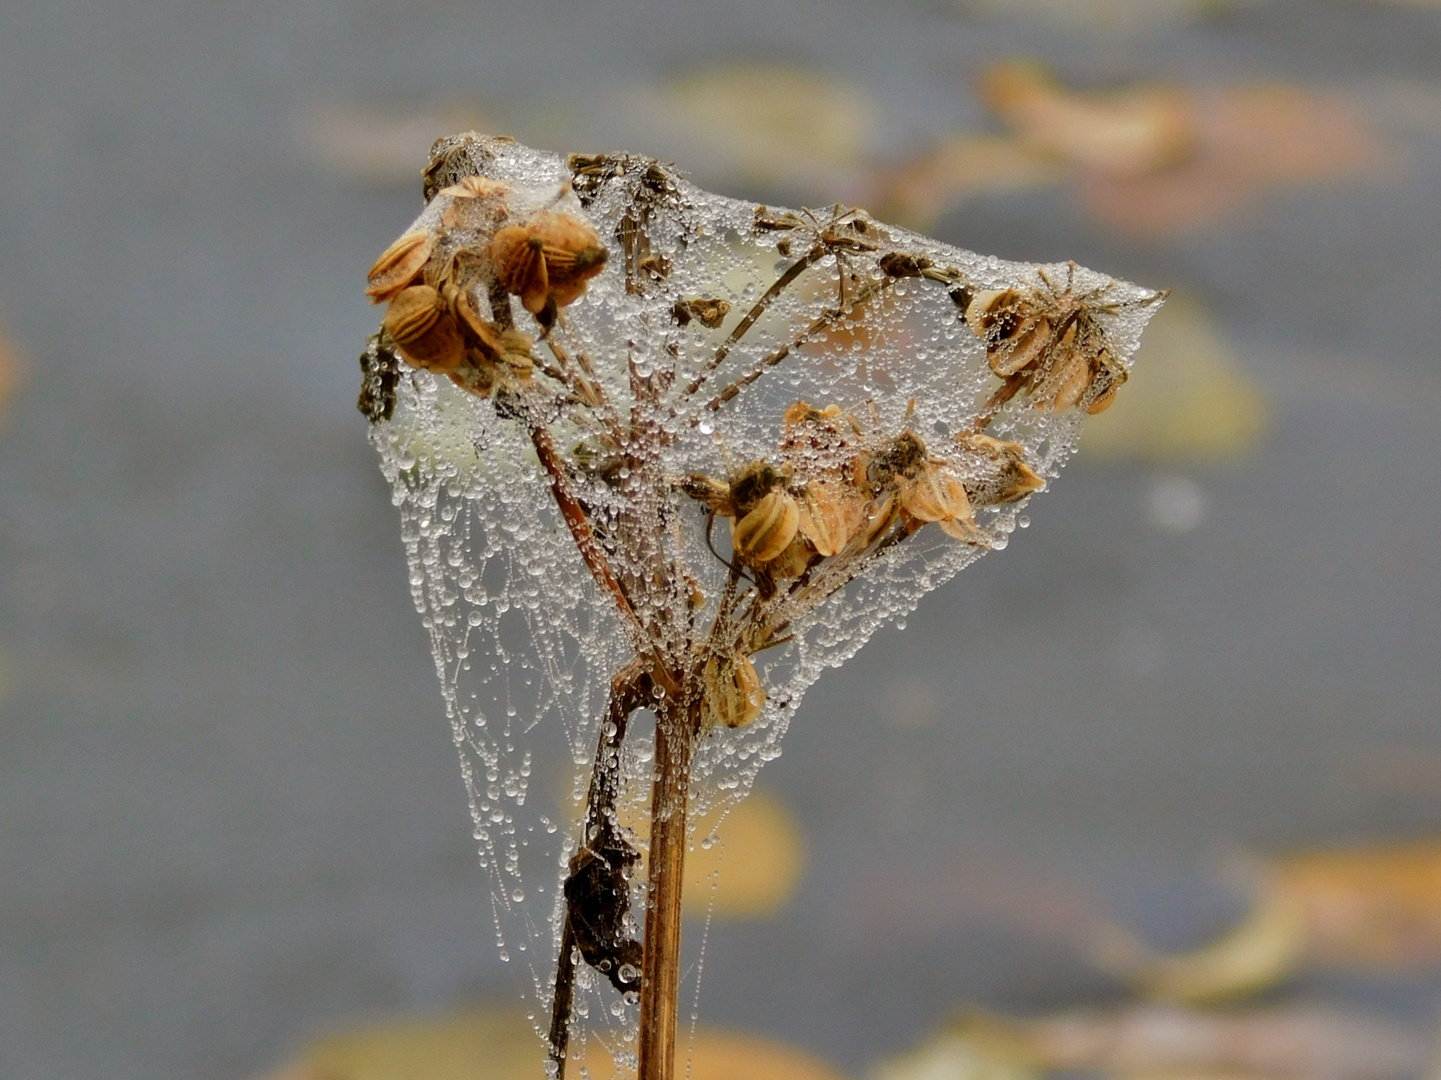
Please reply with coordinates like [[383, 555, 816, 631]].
[[364, 136, 1162, 1074]]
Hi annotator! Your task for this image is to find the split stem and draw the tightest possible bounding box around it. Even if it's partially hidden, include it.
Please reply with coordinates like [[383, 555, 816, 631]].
[[637, 700, 697, 1080]]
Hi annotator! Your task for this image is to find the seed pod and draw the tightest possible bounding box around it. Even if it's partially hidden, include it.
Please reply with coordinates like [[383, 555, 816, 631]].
[[491, 208, 608, 315], [899, 463, 971, 525], [1085, 349, 1127, 413], [383, 285, 465, 372], [731, 490, 800, 565], [767, 535, 814, 580], [366, 232, 435, 303], [956, 432, 1046, 505], [491, 224, 550, 314], [702, 654, 766, 730], [798, 479, 866, 558]]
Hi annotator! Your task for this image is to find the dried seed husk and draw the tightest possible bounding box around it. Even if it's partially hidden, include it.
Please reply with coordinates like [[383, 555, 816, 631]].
[[798, 480, 865, 558], [732, 490, 801, 564], [526, 209, 608, 288], [383, 285, 465, 372], [1085, 351, 1127, 413], [955, 432, 1046, 505], [491, 225, 550, 315], [899, 464, 971, 524], [366, 232, 435, 303], [768, 535, 814, 580], [702, 654, 767, 730]]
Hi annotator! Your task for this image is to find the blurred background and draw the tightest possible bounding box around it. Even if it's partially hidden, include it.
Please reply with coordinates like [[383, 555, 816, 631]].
[[3, 1, 1441, 1078]]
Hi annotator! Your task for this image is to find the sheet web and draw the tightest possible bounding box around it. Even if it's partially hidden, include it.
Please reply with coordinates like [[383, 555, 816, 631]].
[[364, 135, 1162, 1075]]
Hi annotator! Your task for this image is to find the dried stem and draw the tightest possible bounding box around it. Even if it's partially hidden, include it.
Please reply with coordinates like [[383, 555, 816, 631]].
[[700, 274, 901, 415], [638, 691, 698, 1080], [677, 244, 827, 405]]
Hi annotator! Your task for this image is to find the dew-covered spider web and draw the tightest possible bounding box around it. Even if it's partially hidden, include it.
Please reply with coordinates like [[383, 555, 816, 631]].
[[363, 135, 1162, 1075]]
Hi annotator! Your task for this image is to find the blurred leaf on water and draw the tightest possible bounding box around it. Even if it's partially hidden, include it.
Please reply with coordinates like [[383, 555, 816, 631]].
[[1099, 840, 1441, 1003], [873, 1003, 1429, 1080], [1080, 83, 1394, 237], [1081, 293, 1268, 462], [295, 101, 494, 186], [613, 65, 880, 196], [256, 1007, 848, 1080], [617, 788, 806, 918]]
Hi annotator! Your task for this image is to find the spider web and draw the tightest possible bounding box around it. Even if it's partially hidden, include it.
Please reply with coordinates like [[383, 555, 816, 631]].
[[365, 137, 1161, 1075]]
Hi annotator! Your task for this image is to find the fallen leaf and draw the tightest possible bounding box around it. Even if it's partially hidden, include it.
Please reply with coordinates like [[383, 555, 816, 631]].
[[1100, 840, 1441, 1002], [978, 61, 1199, 178], [614, 65, 879, 196], [1081, 293, 1268, 462], [954, 0, 1229, 31], [618, 788, 806, 917], [296, 102, 494, 186], [1081, 84, 1394, 237], [868, 136, 1063, 231], [0, 313, 25, 425], [926, 1003, 1429, 1080], [267, 1007, 848, 1080]]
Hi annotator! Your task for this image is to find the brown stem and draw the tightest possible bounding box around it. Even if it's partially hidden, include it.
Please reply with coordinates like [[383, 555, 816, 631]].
[[677, 244, 826, 405], [637, 696, 698, 1080], [548, 659, 651, 1077], [699, 275, 901, 417]]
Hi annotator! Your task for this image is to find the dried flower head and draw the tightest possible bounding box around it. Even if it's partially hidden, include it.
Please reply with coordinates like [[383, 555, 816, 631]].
[[361, 134, 1165, 1080]]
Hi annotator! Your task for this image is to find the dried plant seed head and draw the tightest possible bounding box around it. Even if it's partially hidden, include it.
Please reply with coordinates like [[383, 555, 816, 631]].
[[491, 224, 551, 315], [366, 232, 436, 303], [767, 535, 815, 580], [899, 463, 972, 526], [798, 479, 867, 557], [956, 432, 1047, 504], [1085, 350, 1127, 413], [681, 473, 736, 516], [702, 655, 766, 731], [382, 285, 465, 372], [671, 298, 732, 329], [731, 489, 801, 565], [440, 176, 516, 233], [729, 460, 788, 516]]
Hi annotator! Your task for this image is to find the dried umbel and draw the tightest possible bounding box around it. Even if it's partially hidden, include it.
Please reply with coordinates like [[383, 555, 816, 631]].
[[361, 134, 1165, 1080]]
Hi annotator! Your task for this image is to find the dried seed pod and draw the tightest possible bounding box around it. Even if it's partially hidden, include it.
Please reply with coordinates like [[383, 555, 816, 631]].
[[732, 490, 801, 565], [492, 207, 608, 315], [1085, 349, 1127, 413], [964, 265, 1160, 420], [672, 297, 732, 329], [899, 464, 972, 526], [965, 289, 1052, 377], [767, 535, 815, 580], [956, 432, 1046, 505], [491, 224, 550, 314], [798, 479, 867, 558], [702, 654, 766, 730], [382, 285, 465, 372], [366, 231, 435, 303]]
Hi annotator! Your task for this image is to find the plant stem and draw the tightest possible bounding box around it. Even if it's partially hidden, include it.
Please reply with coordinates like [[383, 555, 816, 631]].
[[637, 697, 697, 1080]]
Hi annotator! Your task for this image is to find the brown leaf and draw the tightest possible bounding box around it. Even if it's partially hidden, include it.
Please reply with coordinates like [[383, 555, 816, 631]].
[[272, 1007, 848, 1080], [1081, 85, 1394, 237]]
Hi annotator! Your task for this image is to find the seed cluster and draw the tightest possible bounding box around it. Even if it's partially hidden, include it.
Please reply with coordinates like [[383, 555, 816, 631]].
[[365, 174, 608, 397], [361, 135, 1166, 1080]]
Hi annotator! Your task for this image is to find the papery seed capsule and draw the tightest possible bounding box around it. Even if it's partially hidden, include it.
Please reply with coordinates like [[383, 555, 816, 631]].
[[383, 285, 465, 372], [491, 224, 550, 315], [1085, 350, 1127, 413], [366, 232, 435, 303], [767, 535, 814, 580], [703, 655, 766, 730], [955, 432, 1046, 505], [798, 480, 864, 558], [899, 464, 972, 525], [731, 490, 800, 565]]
